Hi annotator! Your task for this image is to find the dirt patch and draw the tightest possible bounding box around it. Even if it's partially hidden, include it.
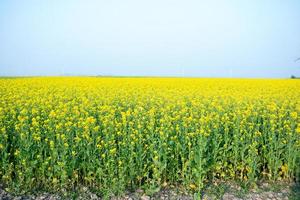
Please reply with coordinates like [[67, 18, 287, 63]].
[[0, 182, 298, 200]]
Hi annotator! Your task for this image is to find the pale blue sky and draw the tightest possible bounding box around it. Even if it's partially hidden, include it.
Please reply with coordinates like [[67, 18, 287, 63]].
[[0, 0, 300, 77]]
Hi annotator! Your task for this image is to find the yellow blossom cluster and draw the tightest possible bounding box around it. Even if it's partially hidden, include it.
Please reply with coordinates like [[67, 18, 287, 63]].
[[0, 77, 299, 196]]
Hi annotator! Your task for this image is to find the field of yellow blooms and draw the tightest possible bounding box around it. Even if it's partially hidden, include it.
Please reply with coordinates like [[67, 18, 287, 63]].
[[0, 77, 299, 197]]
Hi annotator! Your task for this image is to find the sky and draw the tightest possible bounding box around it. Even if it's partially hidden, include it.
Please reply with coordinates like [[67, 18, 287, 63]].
[[0, 0, 300, 78]]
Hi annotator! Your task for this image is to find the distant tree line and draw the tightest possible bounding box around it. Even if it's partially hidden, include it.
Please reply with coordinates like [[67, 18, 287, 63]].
[[291, 75, 297, 79]]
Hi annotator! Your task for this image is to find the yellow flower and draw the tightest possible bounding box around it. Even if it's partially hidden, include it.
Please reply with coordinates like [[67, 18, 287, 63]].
[[118, 160, 123, 166], [49, 110, 56, 118], [49, 140, 55, 149], [109, 148, 117, 155], [33, 133, 41, 142], [291, 112, 298, 120], [189, 184, 197, 190], [52, 177, 58, 184], [255, 131, 262, 137], [296, 126, 300, 134], [93, 126, 100, 132], [14, 150, 20, 157], [74, 136, 81, 143], [281, 164, 288, 174]]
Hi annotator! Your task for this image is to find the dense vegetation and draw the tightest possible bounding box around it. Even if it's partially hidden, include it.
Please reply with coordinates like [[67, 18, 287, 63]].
[[0, 77, 299, 198]]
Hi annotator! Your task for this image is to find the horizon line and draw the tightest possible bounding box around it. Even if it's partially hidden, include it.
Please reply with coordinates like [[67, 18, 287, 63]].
[[0, 75, 299, 79]]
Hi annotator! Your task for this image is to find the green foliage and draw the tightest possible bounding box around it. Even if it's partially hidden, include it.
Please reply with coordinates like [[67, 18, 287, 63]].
[[0, 77, 299, 198]]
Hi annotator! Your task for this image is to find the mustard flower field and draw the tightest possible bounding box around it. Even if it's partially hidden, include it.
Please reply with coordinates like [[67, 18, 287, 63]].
[[0, 77, 299, 197]]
